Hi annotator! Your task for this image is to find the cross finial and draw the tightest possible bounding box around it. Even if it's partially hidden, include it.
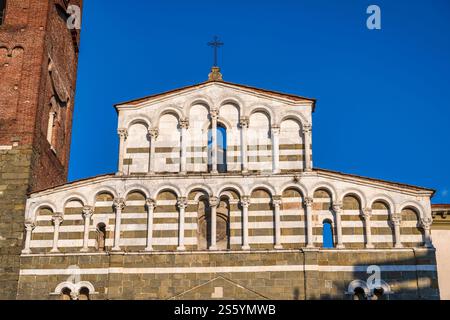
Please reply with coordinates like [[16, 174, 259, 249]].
[[208, 36, 224, 67]]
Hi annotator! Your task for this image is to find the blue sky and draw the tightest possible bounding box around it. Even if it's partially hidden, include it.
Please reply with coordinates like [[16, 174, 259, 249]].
[[70, 0, 450, 204]]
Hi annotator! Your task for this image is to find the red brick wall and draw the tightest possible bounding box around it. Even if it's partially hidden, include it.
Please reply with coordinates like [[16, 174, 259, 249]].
[[0, 0, 82, 191], [0, 0, 82, 299]]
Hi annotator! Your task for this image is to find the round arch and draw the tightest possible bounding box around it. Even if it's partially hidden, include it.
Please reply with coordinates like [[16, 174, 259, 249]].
[[152, 184, 183, 200], [310, 182, 338, 201], [340, 189, 367, 209]]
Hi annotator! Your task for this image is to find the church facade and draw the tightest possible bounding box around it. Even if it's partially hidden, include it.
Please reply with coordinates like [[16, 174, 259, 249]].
[[17, 67, 439, 300]]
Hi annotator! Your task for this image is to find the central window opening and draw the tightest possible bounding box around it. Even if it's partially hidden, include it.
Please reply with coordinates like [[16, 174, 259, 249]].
[[208, 124, 227, 173]]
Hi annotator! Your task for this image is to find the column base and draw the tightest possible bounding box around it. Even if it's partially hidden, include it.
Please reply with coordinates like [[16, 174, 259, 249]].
[[242, 245, 250, 251], [336, 244, 345, 249], [177, 246, 186, 251], [116, 172, 124, 176], [394, 244, 404, 249], [50, 248, 60, 253], [21, 249, 31, 255], [365, 244, 375, 249], [209, 246, 218, 251], [306, 244, 315, 249], [80, 248, 90, 253], [111, 247, 122, 252], [144, 247, 153, 252], [211, 170, 219, 175], [274, 244, 283, 250]]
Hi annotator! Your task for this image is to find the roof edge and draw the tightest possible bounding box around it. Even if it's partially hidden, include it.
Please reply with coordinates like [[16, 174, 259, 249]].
[[314, 168, 436, 196], [114, 80, 317, 111]]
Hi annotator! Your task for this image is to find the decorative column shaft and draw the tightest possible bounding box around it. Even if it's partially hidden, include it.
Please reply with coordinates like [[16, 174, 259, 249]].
[[180, 119, 189, 174], [177, 197, 188, 251], [273, 196, 283, 249], [303, 125, 312, 172], [392, 213, 403, 248], [362, 208, 374, 249], [210, 109, 219, 173], [241, 196, 251, 250], [145, 199, 156, 251], [209, 197, 219, 250], [81, 206, 94, 252], [47, 111, 56, 145], [148, 128, 159, 174], [51, 213, 64, 253], [305, 197, 315, 248], [240, 117, 249, 173], [332, 202, 345, 249], [22, 220, 35, 254], [421, 217, 433, 248], [112, 198, 125, 252], [117, 128, 128, 175], [271, 126, 281, 174]]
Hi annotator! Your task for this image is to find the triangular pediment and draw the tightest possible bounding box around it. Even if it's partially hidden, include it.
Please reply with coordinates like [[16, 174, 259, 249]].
[[170, 276, 268, 300], [114, 80, 315, 111]]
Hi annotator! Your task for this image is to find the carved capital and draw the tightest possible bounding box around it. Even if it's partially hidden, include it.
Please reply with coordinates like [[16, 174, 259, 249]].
[[391, 213, 402, 226], [52, 213, 64, 225], [209, 196, 220, 208], [24, 220, 35, 232], [271, 125, 281, 135], [361, 208, 373, 220], [303, 124, 312, 134], [332, 202, 343, 212], [304, 197, 314, 207], [240, 196, 251, 208], [82, 206, 94, 219], [210, 109, 219, 120], [113, 198, 126, 211], [177, 197, 188, 210], [180, 119, 190, 130], [118, 128, 128, 140], [272, 195, 283, 207], [239, 117, 249, 129], [148, 128, 159, 140], [420, 217, 433, 230], [145, 199, 156, 210]]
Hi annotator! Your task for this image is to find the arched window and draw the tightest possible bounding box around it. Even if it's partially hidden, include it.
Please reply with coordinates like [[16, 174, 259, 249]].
[[353, 287, 367, 300], [0, 0, 6, 25], [61, 287, 72, 301], [78, 287, 90, 300], [208, 124, 227, 173], [96, 223, 106, 252], [322, 219, 334, 248]]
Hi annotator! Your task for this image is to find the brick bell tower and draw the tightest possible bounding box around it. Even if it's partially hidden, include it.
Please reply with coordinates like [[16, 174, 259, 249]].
[[0, 0, 82, 299]]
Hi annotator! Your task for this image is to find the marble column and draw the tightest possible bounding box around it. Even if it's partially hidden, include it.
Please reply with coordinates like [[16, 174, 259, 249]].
[[420, 217, 433, 248], [239, 117, 249, 173], [273, 196, 283, 249], [392, 213, 403, 248], [145, 199, 156, 251], [50, 213, 64, 253], [332, 202, 345, 249], [117, 128, 128, 175], [211, 109, 219, 174], [362, 208, 374, 249], [22, 220, 35, 254], [47, 111, 56, 145], [305, 197, 315, 248], [148, 128, 159, 174], [209, 196, 219, 250], [180, 119, 189, 174], [241, 196, 251, 250], [303, 124, 312, 172], [112, 198, 125, 252], [81, 206, 94, 252], [177, 197, 188, 251], [271, 125, 281, 174]]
